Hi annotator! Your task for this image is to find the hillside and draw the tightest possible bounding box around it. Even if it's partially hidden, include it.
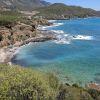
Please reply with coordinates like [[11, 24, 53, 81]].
[[0, 0, 50, 11], [0, 63, 100, 100], [35, 3, 100, 19]]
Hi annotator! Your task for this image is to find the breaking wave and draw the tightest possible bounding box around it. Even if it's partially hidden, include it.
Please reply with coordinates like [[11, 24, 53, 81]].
[[38, 20, 94, 44], [72, 35, 94, 40], [48, 20, 56, 23], [37, 23, 64, 31], [51, 30, 64, 34], [52, 30, 94, 44]]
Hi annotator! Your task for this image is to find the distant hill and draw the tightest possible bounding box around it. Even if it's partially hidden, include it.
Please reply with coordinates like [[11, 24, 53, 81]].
[[35, 3, 100, 19], [0, 0, 50, 11]]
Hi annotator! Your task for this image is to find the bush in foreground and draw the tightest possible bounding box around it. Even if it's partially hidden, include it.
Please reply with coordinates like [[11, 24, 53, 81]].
[[0, 64, 99, 100], [0, 64, 58, 100]]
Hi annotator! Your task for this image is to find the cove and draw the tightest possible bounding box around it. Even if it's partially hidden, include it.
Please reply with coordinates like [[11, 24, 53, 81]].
[[12, 18, 100, 85]]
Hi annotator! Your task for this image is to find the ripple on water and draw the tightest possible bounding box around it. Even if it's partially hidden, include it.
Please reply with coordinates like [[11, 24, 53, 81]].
[[33, 49, 65, 60]]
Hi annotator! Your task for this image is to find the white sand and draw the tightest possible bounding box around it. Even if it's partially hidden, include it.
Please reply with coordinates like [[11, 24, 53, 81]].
[[0, 47, 18, 64]]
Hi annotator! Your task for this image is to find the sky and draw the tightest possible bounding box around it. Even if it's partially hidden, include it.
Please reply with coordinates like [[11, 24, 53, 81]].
[[47, 0, 100, 11]]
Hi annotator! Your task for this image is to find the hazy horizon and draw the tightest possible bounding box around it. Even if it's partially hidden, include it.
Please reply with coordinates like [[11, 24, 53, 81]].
[[47, 0, 100, 11]]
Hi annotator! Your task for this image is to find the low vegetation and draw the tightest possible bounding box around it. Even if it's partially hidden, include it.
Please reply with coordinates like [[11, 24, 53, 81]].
[[0, 64, 100, 100], [0, 15, 17, 27], [0, 11, 21, 26], [0, 64, 58, 100]]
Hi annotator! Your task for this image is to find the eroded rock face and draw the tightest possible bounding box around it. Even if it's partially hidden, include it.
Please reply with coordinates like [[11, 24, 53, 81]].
[[0, 23, 37, 47], [0, 16, 55, 48], [0, 19, 55, 48]]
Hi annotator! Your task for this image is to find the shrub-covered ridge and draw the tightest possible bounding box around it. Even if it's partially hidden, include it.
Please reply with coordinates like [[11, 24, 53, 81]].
[[0, 64, 100, 100], [0, 64, 58, 100], [35, 3, 100, 19]]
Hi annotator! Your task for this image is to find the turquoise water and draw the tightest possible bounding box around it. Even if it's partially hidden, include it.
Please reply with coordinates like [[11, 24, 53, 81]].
[[12, 18, 100, 85]]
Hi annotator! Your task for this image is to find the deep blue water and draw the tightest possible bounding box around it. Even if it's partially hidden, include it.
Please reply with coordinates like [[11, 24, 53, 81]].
[[12, 18, 100, 85]]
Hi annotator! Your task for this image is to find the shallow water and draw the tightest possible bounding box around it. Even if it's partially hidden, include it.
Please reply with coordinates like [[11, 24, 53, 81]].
[[12, 18, 100, 85]]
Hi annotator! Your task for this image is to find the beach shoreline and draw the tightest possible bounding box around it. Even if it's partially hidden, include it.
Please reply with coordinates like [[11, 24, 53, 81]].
[[0, 16, 98, 64], [1, 17, 95, 65], [0, 31, 56, 64]]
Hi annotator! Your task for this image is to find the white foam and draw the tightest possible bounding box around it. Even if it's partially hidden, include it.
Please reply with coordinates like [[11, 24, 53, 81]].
[[53, 33, 71, 44], [64, 34, 69, 37], [37, 26, 47, 30], [53, 33, 94, 45], [51, 30, 64, 34], [54, 39, 71, 44], [53, 23, 64, 27], [37, 23, 64, 31], [48, 20, 56, 23], [72, 35, 94, 40]]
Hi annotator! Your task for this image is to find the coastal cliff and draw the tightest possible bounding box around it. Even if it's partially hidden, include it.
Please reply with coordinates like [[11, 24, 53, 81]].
[[0, 22, 54, 47]]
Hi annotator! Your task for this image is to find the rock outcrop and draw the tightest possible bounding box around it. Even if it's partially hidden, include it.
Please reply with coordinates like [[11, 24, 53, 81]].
[[0, 18, 54, 47]]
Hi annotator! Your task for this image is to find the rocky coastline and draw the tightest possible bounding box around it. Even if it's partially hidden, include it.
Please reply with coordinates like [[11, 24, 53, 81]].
[[0, 19, 57, 64], [0, 16, 100, 92], [0, 34, 56, 64]]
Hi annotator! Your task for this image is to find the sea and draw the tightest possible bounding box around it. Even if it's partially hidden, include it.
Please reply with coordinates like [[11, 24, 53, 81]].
[[12, 17, 100, 86]]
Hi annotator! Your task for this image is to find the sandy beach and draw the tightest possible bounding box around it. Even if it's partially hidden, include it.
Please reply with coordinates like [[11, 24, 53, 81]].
[[0, 46, 19, 64]]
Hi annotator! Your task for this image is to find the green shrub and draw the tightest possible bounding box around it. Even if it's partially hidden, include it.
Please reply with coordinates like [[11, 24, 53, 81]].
[[47, 73, 59, 90], [0, 15, 17, 27], [0, 11, 22, 26], [0, 64, 98, 100], [0, 64, 57, 100], [57, 85, 93, 100], [88, 89, 100, 100], [72, 83, 80, 88]]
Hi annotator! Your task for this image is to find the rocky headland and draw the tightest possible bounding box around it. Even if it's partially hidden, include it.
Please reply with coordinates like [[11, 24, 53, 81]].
[[0, 17, 56, 64]]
